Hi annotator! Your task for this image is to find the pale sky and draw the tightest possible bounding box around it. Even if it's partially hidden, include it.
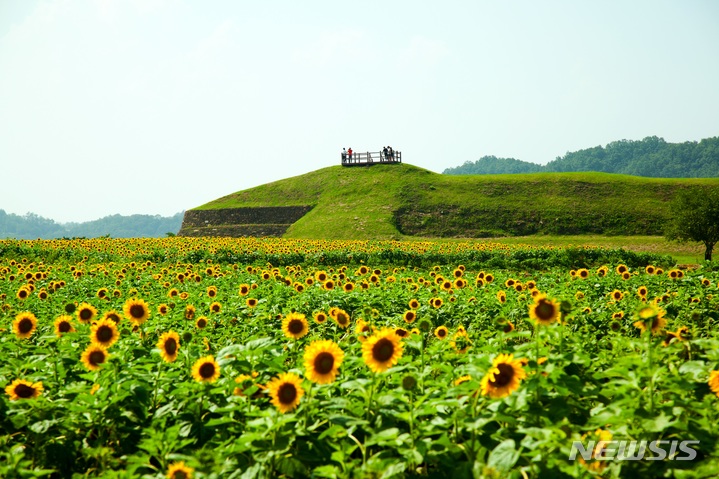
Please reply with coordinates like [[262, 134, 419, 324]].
[[1, 0, 718, 223]]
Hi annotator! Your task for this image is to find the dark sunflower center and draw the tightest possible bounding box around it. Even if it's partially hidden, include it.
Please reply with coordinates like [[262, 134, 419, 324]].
[[336, 314, 349, 326], [372, 338, 394, 362], [489, 363, 515, 387], [535, 300, 556, 320], [89, 350, 106, 366], [79, 309, 93, 320], [107, 314, 120, 323], [129, 304, 145, 319], [197, 319, 207, 328], [277, 383, 297, 404], [438, 329, 447, 338], [503, 323, 513, 333], [314, 352, 335, 374], [18, 318, 33, 334], [199, 362, 215, 379], [58, 321, 71, 333], [240, 287, 248, 294], [212, 304, 220, 312], [15, 383, 35, 398], [288, 319, 304, 334], [164, 338, 177, 355], [96, 326, 113, 343]]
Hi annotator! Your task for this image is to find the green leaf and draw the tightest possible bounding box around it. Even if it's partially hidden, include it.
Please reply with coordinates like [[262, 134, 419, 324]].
[[487, 439, 519, 472]]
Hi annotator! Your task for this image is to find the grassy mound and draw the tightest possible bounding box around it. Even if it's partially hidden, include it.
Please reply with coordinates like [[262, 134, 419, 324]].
[[192, 164, 719, 239]]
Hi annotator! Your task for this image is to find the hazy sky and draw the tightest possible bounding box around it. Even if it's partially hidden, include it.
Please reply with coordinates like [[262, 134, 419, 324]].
[[1, 1, 718, 222]]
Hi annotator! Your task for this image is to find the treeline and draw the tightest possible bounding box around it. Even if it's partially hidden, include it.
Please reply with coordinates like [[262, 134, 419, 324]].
[[0, 210, 183, 239], [444, 136, 719, 177]]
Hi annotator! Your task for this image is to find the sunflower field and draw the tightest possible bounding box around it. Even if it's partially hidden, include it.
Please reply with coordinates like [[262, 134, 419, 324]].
[[1, 238, 718, 479]]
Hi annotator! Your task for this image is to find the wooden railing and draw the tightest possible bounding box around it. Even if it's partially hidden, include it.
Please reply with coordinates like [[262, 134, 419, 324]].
[[341, 150, 402, 166]]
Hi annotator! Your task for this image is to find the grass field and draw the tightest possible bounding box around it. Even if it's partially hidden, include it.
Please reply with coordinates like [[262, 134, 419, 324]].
[[478, 235, 706, 266]]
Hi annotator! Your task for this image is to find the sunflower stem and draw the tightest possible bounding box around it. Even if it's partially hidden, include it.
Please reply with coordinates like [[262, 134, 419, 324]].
[[151, 360, 163, 411], [646, 331, 654, 414], [366, 375, 377, 422], [534, 322, 541, 425]]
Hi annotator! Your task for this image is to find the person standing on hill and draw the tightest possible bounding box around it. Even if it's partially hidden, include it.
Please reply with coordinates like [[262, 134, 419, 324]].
[[341, 148, 347, 163], [348, 147, 353, 163]]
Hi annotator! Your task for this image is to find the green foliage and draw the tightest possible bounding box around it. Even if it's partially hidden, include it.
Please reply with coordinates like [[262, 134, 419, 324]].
[[665, 187, 719, 261], [444, 156, 544, 175], [0, 210, 183, 239], [444, 136, 719, 178]]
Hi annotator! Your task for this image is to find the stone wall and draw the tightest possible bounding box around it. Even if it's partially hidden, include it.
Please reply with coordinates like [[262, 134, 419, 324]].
[[178, 206, 312, 237]]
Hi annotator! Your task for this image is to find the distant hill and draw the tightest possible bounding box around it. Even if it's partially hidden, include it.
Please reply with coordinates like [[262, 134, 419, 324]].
[[0, 210, 183, 239], [443, 136, 719, 177], [179, 163, 719, 239]]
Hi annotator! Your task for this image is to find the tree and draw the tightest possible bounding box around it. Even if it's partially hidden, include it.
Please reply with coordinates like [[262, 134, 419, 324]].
[[665, 187, 719, 261]]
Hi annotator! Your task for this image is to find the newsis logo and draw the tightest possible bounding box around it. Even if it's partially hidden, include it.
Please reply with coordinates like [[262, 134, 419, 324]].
[[569, 440, 700, 462]]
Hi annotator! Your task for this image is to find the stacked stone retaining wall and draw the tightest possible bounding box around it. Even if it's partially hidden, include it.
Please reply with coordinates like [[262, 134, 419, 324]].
[[178, 206, 312, 237]]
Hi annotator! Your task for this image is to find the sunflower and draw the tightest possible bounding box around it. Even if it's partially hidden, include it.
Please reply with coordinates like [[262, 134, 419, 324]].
[[480, 354, 527, 399], [13, 312, 38, 339], [431, 297, 443, 308], [362, 328, 403, 373], [5, 379, 43, 400], [122, 298, 150, 325], [315, 271, 328, 282], [323, 280, 335, 290], [645, 265, 656, 274], [343, 282, 355, 292], [529, 295, 560, 326], [158, 304, 170, 315], [355, 319, 372, 342], [16, 286, 30, 300], [206, 286, 218, 298], [267, 372, 304, 413], [54, 315, 75, 336], [157, 331, 180, 362], [195, 316, 208, 329], [102, 310, 122, 324], [454, 375, 472, 386], [610, 290, 623, 301], [81, 345, 109, 371], [314, 311, 327, 324], [496, 291, 506, 304], [191, 356, 220, 383], [210, 301, 222, 313], [434, 325, 449, 340], [184, 304, 196, 320], [90, 318, 120, 348], [238, 284, 250, 296], [451, 329, 471, 353], [633, 305, 667, 334], [709, 371, 719, 398], [332, 309, 351, 329], [395, 327, 409, 338], [246, 298, 258, 308], [403, 310, 417, 323], [616, 264, 628, 275], [282, 312, 309, 339], [304, 340, 344, 384], [637, 285, 648, 298], [167, 461, 194, 479], [578, 429, 613, 473], [77, 302, 97, 324]]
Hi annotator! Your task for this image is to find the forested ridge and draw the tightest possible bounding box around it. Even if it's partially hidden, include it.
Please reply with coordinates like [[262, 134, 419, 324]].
[[444, 136, 719, 177], [0, 210, 183, 239]]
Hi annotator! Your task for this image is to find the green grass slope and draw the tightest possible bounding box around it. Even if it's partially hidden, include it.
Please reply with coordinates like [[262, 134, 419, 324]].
[[193, 164, 719, 239]]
